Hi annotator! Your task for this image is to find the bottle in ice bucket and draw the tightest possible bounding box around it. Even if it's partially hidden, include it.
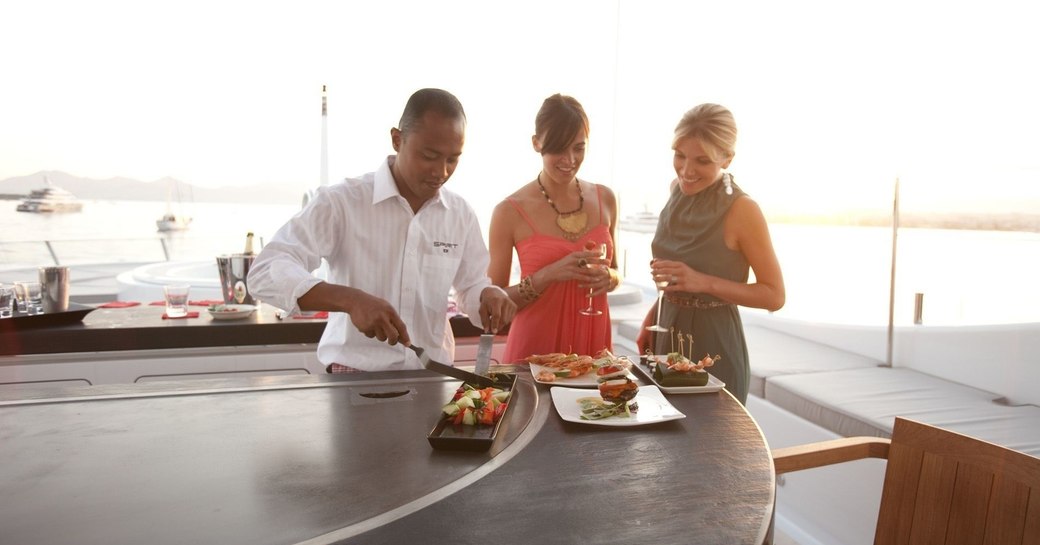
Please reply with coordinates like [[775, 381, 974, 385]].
[[243, 232, 256, 256], [216, 232, 258, 306]]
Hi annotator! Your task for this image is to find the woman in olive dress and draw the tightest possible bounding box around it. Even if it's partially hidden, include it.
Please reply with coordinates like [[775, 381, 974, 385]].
[[635, 104, 785, 404]]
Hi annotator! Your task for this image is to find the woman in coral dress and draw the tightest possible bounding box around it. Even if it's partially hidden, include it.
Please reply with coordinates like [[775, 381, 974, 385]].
[[488, 94, 621, 363]]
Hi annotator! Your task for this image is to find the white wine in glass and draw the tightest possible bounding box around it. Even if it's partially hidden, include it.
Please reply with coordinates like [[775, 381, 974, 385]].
[[579, 243, 607, 316]]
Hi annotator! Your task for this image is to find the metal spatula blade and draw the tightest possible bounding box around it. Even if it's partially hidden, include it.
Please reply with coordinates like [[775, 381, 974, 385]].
[[475, 334, 494, 376], [409, 344, 495, 388]]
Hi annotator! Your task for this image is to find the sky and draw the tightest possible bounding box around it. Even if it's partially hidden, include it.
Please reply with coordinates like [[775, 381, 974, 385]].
[[3, 0, 1040, 219]]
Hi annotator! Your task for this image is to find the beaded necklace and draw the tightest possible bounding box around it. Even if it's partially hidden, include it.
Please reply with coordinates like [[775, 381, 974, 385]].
[[536, 173, 588, 241]]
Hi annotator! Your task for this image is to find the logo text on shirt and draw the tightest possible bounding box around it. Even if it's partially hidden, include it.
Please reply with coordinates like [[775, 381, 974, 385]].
[[433, 241, 459, 254]]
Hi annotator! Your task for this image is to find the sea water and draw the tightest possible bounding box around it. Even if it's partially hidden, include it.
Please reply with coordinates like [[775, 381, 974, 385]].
[[2, 199, 1039, 326]]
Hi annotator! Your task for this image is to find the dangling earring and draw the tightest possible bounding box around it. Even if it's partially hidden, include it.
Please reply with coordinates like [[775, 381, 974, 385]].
[[723, 172, 733, 195]]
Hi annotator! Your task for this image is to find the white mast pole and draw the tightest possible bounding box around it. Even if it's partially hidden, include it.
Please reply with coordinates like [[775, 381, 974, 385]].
[[320, 84, 329, 187]]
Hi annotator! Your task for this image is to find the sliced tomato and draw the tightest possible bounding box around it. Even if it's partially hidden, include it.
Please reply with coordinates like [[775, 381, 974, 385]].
[[494, 402, 508, 422]]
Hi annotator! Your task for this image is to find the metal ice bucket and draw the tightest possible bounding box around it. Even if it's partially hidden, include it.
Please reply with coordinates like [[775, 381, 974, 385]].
[[216, 254, 258, 305], [39, 266, 71, 313]]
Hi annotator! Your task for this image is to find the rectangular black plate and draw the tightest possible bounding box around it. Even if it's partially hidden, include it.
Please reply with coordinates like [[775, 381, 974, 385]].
[[428, 373, 518, 452], [0, 302, 96, 332]]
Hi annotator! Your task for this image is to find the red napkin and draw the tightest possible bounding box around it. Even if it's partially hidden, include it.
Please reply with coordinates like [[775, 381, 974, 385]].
[[98, 301, 141, 308], [149, 301, 166, 306], [293, 311, 329, 319], [190, 300, 225, 307], [162, 311, 200, 320]]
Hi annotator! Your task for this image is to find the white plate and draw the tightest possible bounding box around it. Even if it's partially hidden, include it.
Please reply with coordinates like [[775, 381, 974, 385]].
[[632, 356, 727, 394], [207, 304, 256, 320], [550, 385, 686, 426], [529, 361, 634, 388]]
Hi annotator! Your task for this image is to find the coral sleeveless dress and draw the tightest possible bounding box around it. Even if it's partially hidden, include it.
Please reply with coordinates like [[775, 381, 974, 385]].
[[502, 187, 613, 363]]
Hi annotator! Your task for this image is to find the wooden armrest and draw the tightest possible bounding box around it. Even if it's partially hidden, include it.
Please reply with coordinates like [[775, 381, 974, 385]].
[[772, 436, 891, 475]]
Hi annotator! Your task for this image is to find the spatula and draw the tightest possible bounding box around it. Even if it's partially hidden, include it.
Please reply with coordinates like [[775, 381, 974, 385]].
[[408, 344, 496, 388]]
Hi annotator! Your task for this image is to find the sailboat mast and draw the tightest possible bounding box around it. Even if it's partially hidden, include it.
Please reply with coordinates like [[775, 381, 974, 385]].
[[320, 84, 328, 187]]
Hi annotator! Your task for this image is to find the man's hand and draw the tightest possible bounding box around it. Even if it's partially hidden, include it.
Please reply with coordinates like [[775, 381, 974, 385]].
[[479, 286, 517, 334], [347, 291, 411, 346], [299, 283, 410, 346]]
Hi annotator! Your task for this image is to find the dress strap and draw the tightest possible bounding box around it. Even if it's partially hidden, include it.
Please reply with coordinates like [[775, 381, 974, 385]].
[[506, 198, 540, 233], [595, 184, 604, 224]]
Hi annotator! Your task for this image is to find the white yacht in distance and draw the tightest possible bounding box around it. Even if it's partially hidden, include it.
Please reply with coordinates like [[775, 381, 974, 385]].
[[15, 184, 84, 213], [156, 179, 193, 232], [618, 210, 659, 233]]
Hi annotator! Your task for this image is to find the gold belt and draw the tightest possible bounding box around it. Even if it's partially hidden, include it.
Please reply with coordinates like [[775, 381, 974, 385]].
[[664, 293, 732, 309]]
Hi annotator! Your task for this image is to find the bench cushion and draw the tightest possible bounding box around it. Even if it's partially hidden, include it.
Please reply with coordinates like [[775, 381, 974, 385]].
[[745, 325, 879, 398], [765, 367, 1040, 457]]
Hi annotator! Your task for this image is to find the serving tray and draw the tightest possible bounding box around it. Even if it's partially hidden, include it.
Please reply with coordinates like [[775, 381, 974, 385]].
[[0, 302, 96, 332], [427, 373, 518, 452], [632, 355, 726, 394]]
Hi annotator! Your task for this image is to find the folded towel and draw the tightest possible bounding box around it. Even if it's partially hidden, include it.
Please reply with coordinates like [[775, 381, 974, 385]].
[[162, 311, 200, 320], [653, 362, 710, 387], [190, 300, 225, 307], [98, 301, 141, 308], [293, 311, 329, 319]]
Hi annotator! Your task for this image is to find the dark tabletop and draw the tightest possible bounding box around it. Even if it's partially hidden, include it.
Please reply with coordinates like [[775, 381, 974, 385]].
[[0, 369, 775, 544], [0, 304, 495, 357]]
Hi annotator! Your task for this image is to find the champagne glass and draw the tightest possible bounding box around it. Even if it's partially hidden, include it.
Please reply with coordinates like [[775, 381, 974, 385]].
[[579, 243, 607, 316], [646, 261, 669, 333]]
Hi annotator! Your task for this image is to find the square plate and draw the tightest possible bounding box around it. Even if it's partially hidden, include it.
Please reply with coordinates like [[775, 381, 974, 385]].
[[529, 361, 635, 388], [632, 356, 727, 394], [549, 385, 685, 426], [427, 373, 518, 451]]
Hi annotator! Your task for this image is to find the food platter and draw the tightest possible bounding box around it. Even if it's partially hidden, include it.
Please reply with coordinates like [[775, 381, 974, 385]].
[[427, 373, 518, 451], [632, 355, 727, 394], [528, 361, 636, 388], [550, 385, 685, 426], [207, 304, 256, 320]]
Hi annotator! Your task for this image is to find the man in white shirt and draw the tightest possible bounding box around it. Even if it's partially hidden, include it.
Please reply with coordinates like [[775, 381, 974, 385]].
[[248, 88, 516, 371]]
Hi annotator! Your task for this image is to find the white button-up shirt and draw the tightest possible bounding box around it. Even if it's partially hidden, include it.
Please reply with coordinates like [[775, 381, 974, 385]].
[[247, 157, 495, 371]]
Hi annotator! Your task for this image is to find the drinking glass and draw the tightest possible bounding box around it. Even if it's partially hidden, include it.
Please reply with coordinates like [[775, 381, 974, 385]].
[[0, 286, 15, 318], [645, 262, 669, 333], [579, 243, 607, 316], [163, 284, 191, 318], [16, 281, 43, 315]]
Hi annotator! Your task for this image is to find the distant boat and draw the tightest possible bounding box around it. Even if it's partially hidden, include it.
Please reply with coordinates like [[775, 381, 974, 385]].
[[619, 210, 659, 233], [156, 180, 193, 232], [156, 212, 192, 232], [15, 182, 84, 213]]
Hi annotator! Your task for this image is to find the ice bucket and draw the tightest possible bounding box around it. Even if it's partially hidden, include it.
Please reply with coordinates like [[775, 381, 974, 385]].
[[216, 254, 258, 305], [39, 266, 71, 313]]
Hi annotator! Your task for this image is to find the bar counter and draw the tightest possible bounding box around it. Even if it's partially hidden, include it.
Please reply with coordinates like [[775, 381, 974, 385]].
[[0, 369, 775, 544], [0, 303, 325, 356]]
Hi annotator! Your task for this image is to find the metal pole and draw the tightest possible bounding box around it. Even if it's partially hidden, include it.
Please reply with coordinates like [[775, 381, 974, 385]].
[[886, 178, 899, 367], [44, 241, 60, 265]]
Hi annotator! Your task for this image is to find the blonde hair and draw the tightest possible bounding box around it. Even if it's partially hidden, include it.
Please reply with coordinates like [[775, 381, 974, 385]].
[[673, 103, 737, 163]]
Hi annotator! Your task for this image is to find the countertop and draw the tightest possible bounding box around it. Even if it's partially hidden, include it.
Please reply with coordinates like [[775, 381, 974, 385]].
[[0, 369, 775, 544]]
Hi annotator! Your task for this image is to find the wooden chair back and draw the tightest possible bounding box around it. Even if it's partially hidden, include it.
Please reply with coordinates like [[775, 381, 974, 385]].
[[874, 417, 1040, 544]]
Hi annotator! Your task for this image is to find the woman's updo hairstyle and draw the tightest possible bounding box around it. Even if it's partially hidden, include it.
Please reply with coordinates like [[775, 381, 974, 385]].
[[673, 103, 737, 163], [534, 94, 590, 155]]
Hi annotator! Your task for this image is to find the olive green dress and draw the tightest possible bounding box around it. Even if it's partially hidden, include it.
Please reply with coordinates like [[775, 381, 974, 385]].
[[651, 175, 751, 404]]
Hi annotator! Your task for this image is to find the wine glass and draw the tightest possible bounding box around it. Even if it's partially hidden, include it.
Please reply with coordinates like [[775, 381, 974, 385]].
[[579, 243, 607, 316], [645, 262, 669, 333]]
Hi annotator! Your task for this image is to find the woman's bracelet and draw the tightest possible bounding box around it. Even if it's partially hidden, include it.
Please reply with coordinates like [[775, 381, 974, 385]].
[[518, 275, 540, 302]]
